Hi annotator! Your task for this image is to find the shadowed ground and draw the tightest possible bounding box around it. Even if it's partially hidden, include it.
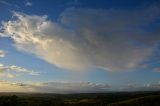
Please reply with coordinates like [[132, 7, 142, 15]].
[[0, 91, 160, 106]]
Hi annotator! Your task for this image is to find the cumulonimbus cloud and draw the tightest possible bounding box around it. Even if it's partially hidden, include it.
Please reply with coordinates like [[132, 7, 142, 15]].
[[0, 4, 160, 71]]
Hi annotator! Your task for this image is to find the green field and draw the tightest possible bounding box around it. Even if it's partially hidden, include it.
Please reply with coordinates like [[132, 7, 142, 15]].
[[0, 91, 160, 106]]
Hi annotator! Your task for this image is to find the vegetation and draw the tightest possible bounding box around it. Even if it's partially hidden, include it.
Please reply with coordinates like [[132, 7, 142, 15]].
[[0, 91, 160, 106]]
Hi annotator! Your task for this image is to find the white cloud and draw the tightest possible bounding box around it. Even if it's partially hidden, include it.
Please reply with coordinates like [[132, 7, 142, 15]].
[[0, 81, 110, 93], [25, 1, 32, 6], [1, 80, 160, 93], [0, 5, 160, 71], [119, 82, 160, 91], [35, 82, 110, 93], [0, 80, 34, 92], [0, 50, 6, 57], [9, 65, 39, 75], [0, 63, 39, 78]]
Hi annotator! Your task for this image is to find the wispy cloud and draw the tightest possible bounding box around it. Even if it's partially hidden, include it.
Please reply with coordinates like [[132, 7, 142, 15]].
[[119, 82, 160, 91], [0, 4, 160, 72], [0, 80, 160, 93], [0, 80, 34, 92], [0, 50, 6, 57], [0, 63, 39, 78], [25, 1, 32, 6], [0, 80, 110, 93], [0, 0, 12, 6], [0, 0, 19, 8]]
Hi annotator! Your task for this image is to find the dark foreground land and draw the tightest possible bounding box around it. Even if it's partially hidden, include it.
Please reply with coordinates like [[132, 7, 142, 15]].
[[0, 91, 160, 106]]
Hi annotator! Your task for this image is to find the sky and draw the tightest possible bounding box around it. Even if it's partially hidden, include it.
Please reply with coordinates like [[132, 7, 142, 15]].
[[0, 0, 160, 93]]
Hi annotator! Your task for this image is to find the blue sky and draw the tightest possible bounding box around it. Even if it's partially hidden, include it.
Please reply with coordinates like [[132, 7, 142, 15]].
[[0, 0, 160, 93]]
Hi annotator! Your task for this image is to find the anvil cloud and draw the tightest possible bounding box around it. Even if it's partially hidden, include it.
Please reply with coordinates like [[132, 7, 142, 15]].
[[0, 5, 160, 71]]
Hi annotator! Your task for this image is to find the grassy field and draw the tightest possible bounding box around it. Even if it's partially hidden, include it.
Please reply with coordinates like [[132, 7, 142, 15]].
[[0, 91, 160, 106]]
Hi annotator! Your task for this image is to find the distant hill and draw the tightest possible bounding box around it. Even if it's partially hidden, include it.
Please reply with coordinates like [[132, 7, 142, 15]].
[[0, 91, 160, 106]]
